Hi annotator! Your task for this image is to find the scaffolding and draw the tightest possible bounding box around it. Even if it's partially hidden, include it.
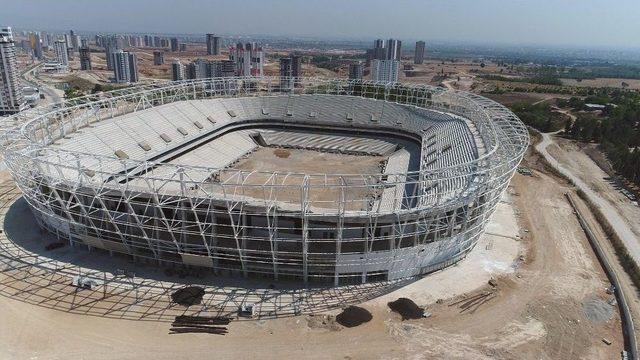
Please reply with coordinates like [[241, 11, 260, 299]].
[[0, 77, 529, 285]]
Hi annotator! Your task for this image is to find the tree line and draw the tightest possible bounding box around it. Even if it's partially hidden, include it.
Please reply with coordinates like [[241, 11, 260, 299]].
[[562, 91, 640, 185]]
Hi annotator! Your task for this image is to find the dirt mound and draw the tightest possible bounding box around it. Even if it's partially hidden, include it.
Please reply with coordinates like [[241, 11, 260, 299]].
[[388, 298, 424, 320], [306, 314, 341, 331], [171, 286, 205, 306], [335, 306, 372, 328], [582, 297, 614, 323], [273, 148, 291, 158]]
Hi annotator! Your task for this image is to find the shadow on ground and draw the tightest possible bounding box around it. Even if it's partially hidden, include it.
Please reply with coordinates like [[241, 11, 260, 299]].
[[0, 188, 416, 323]]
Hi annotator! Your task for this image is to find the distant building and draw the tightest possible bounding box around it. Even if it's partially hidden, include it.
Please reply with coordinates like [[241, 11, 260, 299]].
[[170, 37, 179, 52], [0, 26, 15, 40], [232, 43, 250, 76], [373, 39, 386, 60], [179, 43, 187, 52], [69, 30, 80, 52], [54, 38, 69, 68], [171, 60, 186, 81], [187, 59, 209, 79], [210, 60, 235, 77], [79, 46, 92, 70], [111, 50, 138, 83], [206, 34, 221, 55], [250, 44, 264, 76], [30, 32, 43, 60], [230, 42, 264, 77], [105, 46, 114, 70], [279, 54, 302, 89], [104, 36, 121, 71], [20, 40, 32, 55], [348, 62, 364, 80], [386, 39, 401, 61], [180, 59, 237, 79], [371, 59, 399, 83], [153, 51, 164, 65], [41, 31, 50, 47], [414, 41, 425, 64], [130, 35, 143, 47], [0, 27, 27, 115], [291, 54, 302, 78]]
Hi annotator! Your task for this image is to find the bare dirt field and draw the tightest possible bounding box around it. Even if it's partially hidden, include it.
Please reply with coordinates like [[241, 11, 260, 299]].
[[546, 138, 640, 254], [0, 144, 625, 359], [222, 147, 386, 210], [561, 78, 640, 90], [374, 148, 624, 359], [483, 92, 571, 107]]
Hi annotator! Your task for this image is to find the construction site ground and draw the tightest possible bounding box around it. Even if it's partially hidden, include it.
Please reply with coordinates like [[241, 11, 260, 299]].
[[0, 143, 626, 359], [223, 147, 387, 210], [546, 137, 640, 253]]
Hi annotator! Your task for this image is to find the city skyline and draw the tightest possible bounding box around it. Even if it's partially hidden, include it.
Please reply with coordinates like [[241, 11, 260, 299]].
[[2, 0, 639, 49]]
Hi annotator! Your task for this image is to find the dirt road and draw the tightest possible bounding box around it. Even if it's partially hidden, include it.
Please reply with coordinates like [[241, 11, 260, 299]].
[[536, 132, 640, 265]]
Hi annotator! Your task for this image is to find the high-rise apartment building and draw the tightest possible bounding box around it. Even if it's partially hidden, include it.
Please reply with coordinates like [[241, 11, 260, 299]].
[[414, 41, 425, 64], [0, 27, 12, 40], [373, 39, 386, 60], [153, 51, 164, 65], [0, 27, 27, 115], [112, 50, 138, 83], [371, 59, 399, 83], [206, 34, 221, 55], [348, 62, 364, 80], [103, 35, 124, 71], [230, 43, 264, 77], [250, 44, 264, 76], [187, 59, 209, 79], [291, 55, 302, 78], [234, 43, 250, 76], [386, 39, 402, 61], [69, 30, 80, 52], [30, 32, 43, 60], [210, 60, 235, 77], [170, 37, 179, 52], [79, 46, 92, 70], [171, 60, 186, 81], [279, 57, 293, 89], [40, 31, 49, 47], [279, 54, 302, 89], [54, 38, 69, 68]]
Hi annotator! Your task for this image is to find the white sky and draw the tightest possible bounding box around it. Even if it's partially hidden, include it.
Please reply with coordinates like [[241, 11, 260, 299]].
[[2, 0, 639, 48]]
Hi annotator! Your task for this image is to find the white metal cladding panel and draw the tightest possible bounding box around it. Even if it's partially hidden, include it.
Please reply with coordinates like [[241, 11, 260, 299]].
[[334, 234, 467, 280]]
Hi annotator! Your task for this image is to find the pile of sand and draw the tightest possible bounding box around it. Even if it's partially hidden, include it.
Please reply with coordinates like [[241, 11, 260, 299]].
[[171, 286, 205, 306], [336, 306, 372, 327], [273, 148, 291, 158], [388, 298, 425, 320]]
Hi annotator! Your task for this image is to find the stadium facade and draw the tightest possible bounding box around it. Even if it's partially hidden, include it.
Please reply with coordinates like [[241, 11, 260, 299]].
[[0, 77, 528, 285]]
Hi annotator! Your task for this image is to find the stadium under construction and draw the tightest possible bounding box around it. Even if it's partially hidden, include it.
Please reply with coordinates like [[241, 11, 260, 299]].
[[0, 77, 528, 285]]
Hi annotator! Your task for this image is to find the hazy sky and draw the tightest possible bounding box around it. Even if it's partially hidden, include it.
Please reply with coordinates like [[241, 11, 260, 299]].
[[2, 0, 639, 48]]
